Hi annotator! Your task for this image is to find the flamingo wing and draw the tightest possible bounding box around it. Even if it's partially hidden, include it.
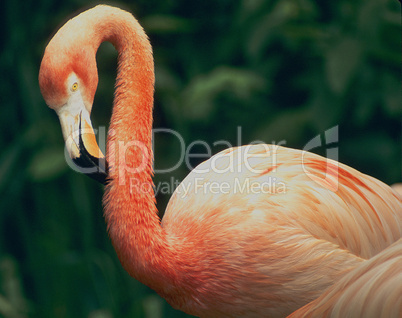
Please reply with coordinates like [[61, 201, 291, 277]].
[[287, 239, 402, 318]]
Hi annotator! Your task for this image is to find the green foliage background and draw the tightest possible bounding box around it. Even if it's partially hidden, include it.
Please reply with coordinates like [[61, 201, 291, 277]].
[[0, 0, 400, 317]]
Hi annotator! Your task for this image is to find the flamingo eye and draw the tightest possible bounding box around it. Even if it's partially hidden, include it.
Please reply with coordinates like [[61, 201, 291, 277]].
[[71, 82, 79, 92]]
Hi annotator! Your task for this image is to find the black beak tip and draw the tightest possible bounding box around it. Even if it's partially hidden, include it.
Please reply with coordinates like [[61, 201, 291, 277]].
[[70, 113, 109, 185], [72, 156, 109, 185], [89, 171, 109, 185]]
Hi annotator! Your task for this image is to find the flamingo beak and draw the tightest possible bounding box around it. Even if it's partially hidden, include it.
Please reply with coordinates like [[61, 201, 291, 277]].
[[57, 93, 108, 185]]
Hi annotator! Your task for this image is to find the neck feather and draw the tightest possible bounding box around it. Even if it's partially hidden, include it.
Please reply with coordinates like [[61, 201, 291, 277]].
[[84, 6, 176, 293]]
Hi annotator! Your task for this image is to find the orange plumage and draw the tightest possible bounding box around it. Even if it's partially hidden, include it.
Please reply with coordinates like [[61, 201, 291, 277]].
[[287, 239, 402, 318], [39, 5, 402, 317]]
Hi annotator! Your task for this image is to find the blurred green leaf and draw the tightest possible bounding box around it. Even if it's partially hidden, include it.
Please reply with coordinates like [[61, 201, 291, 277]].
[[0, 256, 30, 318], [247, 1, 296, 59], [253, 108, 311, 145], [142, 15, 195, 34], [0, 143, 23, 193], [325, 37, 363, 94], [383, 10, 401, 25], [181, 67, 265, 120], [155, 66, 182, 93], [88, 309, 113, 318], [143, 295, 163, 318], [28, 148, 67, 181], [381, 73, 402, 117], [0, 295, 21, 318]]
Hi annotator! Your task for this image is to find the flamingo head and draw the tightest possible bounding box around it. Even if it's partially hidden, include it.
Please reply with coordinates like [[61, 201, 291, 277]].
[[39, 19, 107, 184]]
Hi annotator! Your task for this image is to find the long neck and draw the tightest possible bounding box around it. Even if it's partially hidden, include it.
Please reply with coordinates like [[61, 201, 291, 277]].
[[88, 6, 176, 293]]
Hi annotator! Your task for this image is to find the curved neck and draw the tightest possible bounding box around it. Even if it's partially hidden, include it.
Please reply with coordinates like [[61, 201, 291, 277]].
[[87, 6, 176, 293]]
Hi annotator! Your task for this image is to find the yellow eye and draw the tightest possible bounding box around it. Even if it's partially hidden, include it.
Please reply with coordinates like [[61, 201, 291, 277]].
[[71, 82, 78, 92]]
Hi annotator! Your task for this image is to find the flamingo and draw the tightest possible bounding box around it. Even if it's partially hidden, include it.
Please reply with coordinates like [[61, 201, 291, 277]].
[[287, 238, 402, 318], [38, 5, 402, 317]]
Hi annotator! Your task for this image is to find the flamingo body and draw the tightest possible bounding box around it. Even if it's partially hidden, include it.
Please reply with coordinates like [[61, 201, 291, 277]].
[[38, 6, 402, 317], [161, 144, 401, 316]]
